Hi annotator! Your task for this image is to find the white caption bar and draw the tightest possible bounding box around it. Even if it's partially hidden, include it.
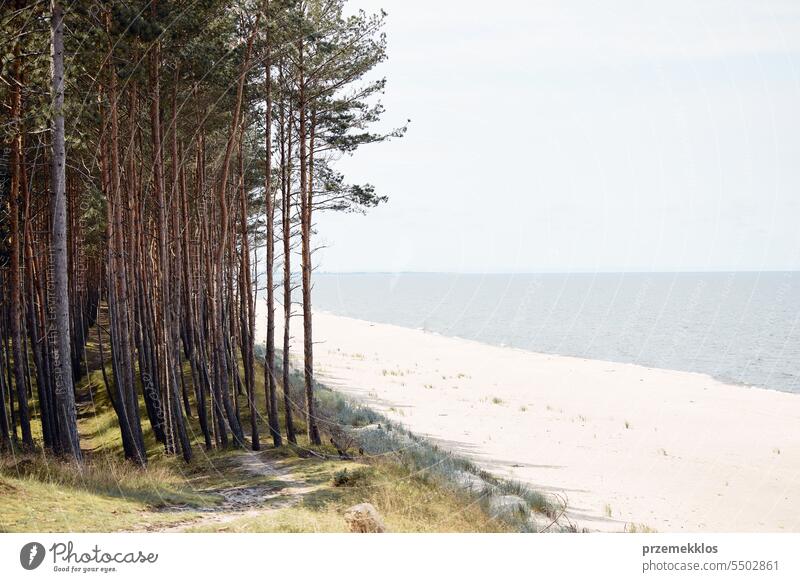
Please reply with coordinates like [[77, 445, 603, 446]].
[[1, 533, 798, 581]]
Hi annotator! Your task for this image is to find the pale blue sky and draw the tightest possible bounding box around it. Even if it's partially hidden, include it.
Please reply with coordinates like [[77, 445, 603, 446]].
[[317, 0, 800, 273]]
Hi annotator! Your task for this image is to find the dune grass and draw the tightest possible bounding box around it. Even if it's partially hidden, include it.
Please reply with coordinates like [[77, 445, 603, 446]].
[[186, 457, 512, 533], [0, 454, 211, 532]]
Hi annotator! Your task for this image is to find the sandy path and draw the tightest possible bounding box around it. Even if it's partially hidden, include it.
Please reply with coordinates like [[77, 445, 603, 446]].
[[263, 310, 800, 532], [149, 454, 319, 532]]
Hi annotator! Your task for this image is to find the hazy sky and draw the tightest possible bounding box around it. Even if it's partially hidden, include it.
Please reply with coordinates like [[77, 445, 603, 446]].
[[316, 0, 800, 273]]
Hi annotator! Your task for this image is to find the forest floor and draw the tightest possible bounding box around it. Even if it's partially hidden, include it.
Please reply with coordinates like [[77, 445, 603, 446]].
[[0, 308, 515, 533]]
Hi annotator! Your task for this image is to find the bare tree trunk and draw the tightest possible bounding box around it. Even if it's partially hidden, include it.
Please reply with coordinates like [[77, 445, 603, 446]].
[[263, 3, 282, 446], [2, 326, 18, 442], [212, 19, 258, 447], [237, 121, 260, 450], [104, 9, 146, 465], [128, 82, 166, 444], [8, 33, 33, 450], [164, 61, 192, 461], [280, 93, 296, 444], [182, 132, 212, 449], [149, 7, 176, 456], [50, 1, 82, 460], [297, 39, 321, 445], [24, 131, 55, 452], [0, 273, 11, 447]]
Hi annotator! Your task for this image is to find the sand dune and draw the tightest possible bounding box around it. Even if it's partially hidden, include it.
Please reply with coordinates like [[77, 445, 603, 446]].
[[259, 309, 800, 532]]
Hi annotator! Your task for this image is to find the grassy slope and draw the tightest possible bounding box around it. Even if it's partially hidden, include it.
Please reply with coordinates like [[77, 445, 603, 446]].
[[0, 330, 511, 533], [186, 458, 507, 533]]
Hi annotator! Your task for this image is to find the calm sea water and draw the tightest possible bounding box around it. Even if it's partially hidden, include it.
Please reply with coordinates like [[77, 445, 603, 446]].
[[311, 272, 800, 394]]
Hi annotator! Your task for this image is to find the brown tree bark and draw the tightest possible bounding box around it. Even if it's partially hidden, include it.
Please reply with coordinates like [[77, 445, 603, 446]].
[[23, 134, 56, 452], [182, 128, 213, 450], [161, 58, 192, 461], [280, 91, 296, 444], [49, 1, 82, 460], [263, 1, 282, 446], [8, 33, 33, 450], [104, 10, 146, 464], [237, 124, 260, 450], [211, 19, 259, 447], [297, 38, 321, 445]]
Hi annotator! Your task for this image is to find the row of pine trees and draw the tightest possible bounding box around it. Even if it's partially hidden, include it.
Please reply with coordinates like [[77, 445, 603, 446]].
[[0, 0, 401, 464]]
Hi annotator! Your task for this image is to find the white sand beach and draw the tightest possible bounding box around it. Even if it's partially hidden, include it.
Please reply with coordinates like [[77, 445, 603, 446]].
[[261, 310, 800, 532]]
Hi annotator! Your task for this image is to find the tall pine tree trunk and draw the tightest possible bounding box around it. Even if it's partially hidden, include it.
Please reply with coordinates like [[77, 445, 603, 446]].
[[212, 19, 258, 448], [297, 39, 321, 445], [9, 34, 33, 450], [237, 122, 259, 450], [49, 1, 81, 460], [104, 9, 146, 465], [263, 4, 282, 446], [280, 95, 296, 444]]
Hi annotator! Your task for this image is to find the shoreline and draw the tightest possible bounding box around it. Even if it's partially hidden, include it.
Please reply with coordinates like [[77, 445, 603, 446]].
[[315, 310, 793, 397], [258, 307, 800, 532]]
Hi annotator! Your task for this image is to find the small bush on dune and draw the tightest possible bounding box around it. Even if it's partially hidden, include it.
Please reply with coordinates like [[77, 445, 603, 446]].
[[332, 467, 373, 488]]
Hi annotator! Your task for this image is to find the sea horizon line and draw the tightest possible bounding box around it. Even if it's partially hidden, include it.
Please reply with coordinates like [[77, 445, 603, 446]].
[[315, 269, 800, 276]]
